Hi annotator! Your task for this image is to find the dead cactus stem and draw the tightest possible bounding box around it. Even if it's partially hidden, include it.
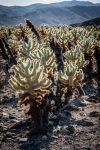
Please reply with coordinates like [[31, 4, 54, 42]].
[[55, 81, 66, 108], [25, 19, 40, 41], [50, 38, 64, 71], [94, 46, 100, 80], [84, 54, 96, 83], [64, 85, 73, 102], [2, 38, 17, 64], [0, 38, 9, 59], [19, 93, 50, 128]]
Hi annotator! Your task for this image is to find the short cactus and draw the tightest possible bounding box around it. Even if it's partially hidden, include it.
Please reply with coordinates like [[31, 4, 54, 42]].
[[63, 45, 82, 62], [59, 62, 85, 100], [31, 47, 56, 74], [75, 55, 89, 69], [64, 45, 89, 69], [78, 36, 96, 56], [18, 40, 38, 58], [59, 62, 83, 86], [9, 58, 52, 95]]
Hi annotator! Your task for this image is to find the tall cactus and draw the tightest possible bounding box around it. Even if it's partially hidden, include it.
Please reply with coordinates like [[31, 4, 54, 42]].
[[58, 62, 85, 102], [9, 58, 52, 128]]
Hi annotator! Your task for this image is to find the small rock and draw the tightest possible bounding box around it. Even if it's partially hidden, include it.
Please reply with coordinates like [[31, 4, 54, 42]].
[[52, 135, 58, 139], [57, 125, 62, 130], [52, 115, 57, 120], [63, 111, 71, 117], [89, 111, 100, 117], [0, 126, 3, 132], [80, 112, 86, 116], [78, 107, 83, 111], [17, 107, 23, 111], [53, 129, 59, 135], [3, 126, 8, 132], [9, 97, 18, 102], [9, 129, 20, 133], [61, 127, 68, 135], [10, 119, 20, 123], [6, 132, 15, 136], [64, 104, 80, 111], [53, 126, 61, 135], [82, 107, 85, 111], [6, 137, 13, 141], [9, 114, 17, 119], [11, 94, 16, 98], [2, 112, 9, 119], [3, 95, 9, 99], [49, 121, 54, 126], [0, 108, 3, 112], [68, 98, 91, 107], [47, 132, 52, 136], [42, 135, 48, 141], [51, 115, 58, 122], [19, 138, 28, 142], [51, 100, 55, 106], [67, 126, 75, 134], [78, 119, 94, 126], [1, 98, 9, 104]]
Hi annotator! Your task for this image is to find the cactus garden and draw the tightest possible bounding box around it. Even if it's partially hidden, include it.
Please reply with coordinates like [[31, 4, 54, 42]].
[[0, 20, 100, 150]]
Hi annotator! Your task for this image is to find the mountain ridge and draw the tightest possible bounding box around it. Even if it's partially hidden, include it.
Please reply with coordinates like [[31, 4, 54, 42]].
[[0, 1, 100, 26], [71, 17, 100, 26]]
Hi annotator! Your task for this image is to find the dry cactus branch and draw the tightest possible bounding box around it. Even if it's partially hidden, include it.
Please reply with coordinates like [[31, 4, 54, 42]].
[[19, 92, 50, 128], [50, 37, 64, 71], [25, 19, 40, 41], [0, 38, 9, 59], [2, 38, 17, 64]]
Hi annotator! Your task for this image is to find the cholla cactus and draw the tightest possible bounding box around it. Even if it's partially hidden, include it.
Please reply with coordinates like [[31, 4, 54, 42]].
[[57, 32, 69, 52], [63, 45, 82, 62], [67, 27, 80, 44], [39, 24, 49, 36], [78, 36, 96, 56], [75, 55, 89, 69], [9, 58, 52, 129], [58, 62, 85, 99], [7, 37, 23, 56], [97, 40, 100, 48], [9, 58, 52, 95], [31, 47, 56, 74], [18, 40, 38, 57], [73, 69, 84, 86], [64, 45, 89, 68], [18, 38, 56, 79], [0, 26, 12, 40], [59, 62, 84, 86], [92, 31, 100, 41], [17, 24, 30, 38]]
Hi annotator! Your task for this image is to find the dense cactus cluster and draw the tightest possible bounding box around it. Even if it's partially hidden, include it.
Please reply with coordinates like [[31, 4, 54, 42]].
[[0, 20, 100, 129]]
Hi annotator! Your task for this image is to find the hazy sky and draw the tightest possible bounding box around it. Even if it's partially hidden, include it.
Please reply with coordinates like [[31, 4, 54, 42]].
[[0, 0, 100, 6]]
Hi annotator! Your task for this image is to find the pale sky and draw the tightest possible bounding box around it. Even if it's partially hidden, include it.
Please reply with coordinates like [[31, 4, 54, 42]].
[[0, 0, 100, 6]]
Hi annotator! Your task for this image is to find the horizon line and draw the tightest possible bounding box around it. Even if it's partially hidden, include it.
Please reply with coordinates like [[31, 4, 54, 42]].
[[0, 0, 99, 7]]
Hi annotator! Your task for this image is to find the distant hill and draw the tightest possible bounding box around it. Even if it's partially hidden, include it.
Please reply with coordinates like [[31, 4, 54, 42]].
[[22, 6, 100, 26], [0, 0, 100, 26], [25, 0, 100, 11], [50, 0, 94, 7], [71, 17, 100, 26]]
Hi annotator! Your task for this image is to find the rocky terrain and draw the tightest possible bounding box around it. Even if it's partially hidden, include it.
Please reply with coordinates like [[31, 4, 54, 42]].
[[0, 57, 100, 150]]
